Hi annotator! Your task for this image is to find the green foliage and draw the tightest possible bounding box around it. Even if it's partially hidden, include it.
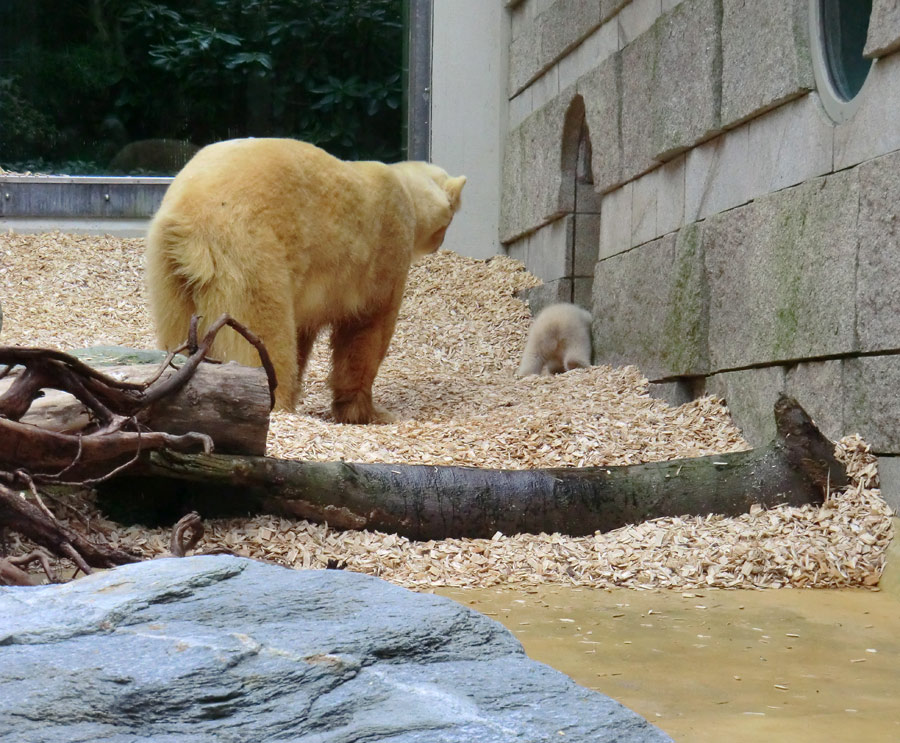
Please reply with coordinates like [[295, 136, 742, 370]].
[[0, 76, 58, 161], [0, 0, 403, 173]]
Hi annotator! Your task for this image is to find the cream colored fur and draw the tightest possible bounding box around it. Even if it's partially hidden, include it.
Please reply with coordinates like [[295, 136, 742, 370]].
[[145, 137, 465, 422], [517, 303, 593, 377]]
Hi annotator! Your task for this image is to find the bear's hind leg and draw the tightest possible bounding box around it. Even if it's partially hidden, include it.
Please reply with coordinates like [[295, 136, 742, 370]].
[[328, 309, 399, 424], [254, 307, 302, 411], [288, 325, 319, 406], [195, 281, 301, 411]]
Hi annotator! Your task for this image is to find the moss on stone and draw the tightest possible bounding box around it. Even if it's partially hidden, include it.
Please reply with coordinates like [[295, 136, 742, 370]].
[[770, 194, 808, 358], [663, 223, 709, 375]]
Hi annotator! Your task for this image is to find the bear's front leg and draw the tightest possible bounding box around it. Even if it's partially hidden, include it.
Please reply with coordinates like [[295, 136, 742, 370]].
[[328, 309, 399, 424]]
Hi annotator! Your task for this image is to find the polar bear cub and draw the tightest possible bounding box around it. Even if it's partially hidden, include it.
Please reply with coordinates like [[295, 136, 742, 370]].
[[517, 302, 593, 377], [145, 137, 465, 423]]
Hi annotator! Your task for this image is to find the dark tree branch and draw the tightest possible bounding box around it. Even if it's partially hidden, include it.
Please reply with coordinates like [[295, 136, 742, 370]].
[[0, 481, 137, 570], [0, 313, 277, 427]]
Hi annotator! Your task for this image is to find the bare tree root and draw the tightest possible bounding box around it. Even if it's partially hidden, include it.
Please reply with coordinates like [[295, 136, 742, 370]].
[[0, 549, 57, 586], [0, 314, 275, 481], [169, 511, 204, 557], [0, 481, 137, 573], [0, 315, 275, 578]]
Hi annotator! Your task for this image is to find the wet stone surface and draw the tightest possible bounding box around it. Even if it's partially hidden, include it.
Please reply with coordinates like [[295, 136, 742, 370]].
[[0, 555, 671, 743]]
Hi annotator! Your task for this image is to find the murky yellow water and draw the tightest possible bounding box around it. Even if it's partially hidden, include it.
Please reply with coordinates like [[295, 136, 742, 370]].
[[437, 525, 900, 742]]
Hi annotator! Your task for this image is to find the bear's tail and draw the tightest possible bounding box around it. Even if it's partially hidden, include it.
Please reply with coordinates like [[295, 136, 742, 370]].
[[146, 212, 199, 353], [145, 211, 259, 367]]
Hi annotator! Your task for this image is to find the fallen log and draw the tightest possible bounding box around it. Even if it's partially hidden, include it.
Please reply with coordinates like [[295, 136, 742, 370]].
[[0, 314, 275, 480], [111, 395, 848, 539], [1, 361, 271, 456]]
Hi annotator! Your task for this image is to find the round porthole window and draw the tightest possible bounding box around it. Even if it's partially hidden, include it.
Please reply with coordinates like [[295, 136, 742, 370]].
[[810, 0, 874, 123]]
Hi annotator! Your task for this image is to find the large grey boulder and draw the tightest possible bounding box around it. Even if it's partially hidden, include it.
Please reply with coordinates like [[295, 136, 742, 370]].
[[0, 556, 671, 742]]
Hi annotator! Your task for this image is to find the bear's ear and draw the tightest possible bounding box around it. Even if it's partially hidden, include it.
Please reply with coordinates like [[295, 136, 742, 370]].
[[443, 175, 466, 211]]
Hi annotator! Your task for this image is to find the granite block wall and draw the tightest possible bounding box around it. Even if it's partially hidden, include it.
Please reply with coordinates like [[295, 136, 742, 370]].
[[865, 0, 900, 59], [500, 0, 900, 498], [720, 0, 812, 125]]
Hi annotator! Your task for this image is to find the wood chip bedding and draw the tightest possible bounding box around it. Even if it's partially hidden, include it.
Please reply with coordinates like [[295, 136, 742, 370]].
[[0, 231, 893, 589]]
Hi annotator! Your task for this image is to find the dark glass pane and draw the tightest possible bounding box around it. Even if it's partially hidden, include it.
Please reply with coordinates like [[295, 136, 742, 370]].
[[0, 0, 403, 175], [821, 0, 874, 101]]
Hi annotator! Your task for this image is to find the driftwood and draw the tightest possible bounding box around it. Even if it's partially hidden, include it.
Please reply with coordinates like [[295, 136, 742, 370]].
[[0, 314, 276, 576], [121, 395, 848, 540], [0, 311, 849, 569], [0, 314, 275, 480], [0, 549, 56, 586], [2, 362, 272, 455]]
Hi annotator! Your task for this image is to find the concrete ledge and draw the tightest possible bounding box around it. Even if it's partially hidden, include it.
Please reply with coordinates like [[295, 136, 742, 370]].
[[844, 355, 900, 453], [604, 0, 634, 23], [702, 354, 900, 458], [509, 0, 533, 41], [0, 218, 150, 238], [506, 215, 574, 282], [833, 52, 900, 171], [705, 366, 785, 446], [653, 0, 723, 159], [519, 279, 575, 316], [509, 0, 605, 96], [501, 87, 578, 243], [578, 55, 622, 194], [857, 148, 900, 352], [875, 460, 900, 517], [0, 176, 167, 219], [648, 379, 697, 407], [509, 20, 543, 95], [619, 25, 660, 185], [560, 21, 619, 94], [573, 276, 594, 308], [684, 94, 832, 224], [573, 213, 601, 275], [599, 182, 632, 260], [784, 359, 845, 443], [589, 93, 832, 252]]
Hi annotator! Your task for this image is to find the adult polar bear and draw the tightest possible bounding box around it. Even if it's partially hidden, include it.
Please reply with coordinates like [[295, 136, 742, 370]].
[[145, 138, 465, 423]]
